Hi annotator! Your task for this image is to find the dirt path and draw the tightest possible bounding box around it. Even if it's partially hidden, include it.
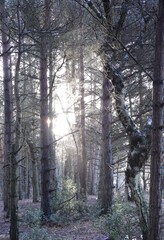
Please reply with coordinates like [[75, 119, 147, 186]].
[[0, 196, 108, 240]]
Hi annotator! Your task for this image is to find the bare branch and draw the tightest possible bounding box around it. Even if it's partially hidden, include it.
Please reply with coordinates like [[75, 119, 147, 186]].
[[115, 0, 129, 36], [85, 0, 105, 20]]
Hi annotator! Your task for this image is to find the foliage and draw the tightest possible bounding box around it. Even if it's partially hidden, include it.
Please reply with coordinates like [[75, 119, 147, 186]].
[[61, 178, 77, 214], [98, 199, 140, 240], [23, 207, 42, 228], [52, 179, 87, 214], [51, 179, 88, 224], [20, 208, 60, 240], [21, 208, 59, 240], [51, 179, 76, 213], [21, 227, 53, 240]]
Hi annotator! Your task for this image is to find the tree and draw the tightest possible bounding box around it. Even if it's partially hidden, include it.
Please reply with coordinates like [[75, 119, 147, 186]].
[[0, 1, 23, 238], [148, 0, 164, 239], [0, 0, 12, 217], [84, 1, 153, 238], [98, 63, 113, 213], [83, 0, 115, 213], [40, 0, 52, 218], [78, 4, 87, 199]]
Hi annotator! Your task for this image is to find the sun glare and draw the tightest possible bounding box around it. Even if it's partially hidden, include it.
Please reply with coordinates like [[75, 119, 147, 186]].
[[47, 117, 51, 128], [47, 82, 76, 139], [53, 113, 74, 137]]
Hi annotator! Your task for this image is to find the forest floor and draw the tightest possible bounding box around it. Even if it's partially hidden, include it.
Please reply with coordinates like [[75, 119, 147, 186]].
[[0, 196, 109, 240]]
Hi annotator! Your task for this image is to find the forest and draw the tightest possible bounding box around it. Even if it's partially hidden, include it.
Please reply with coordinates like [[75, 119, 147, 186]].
[[0, 0, 164, 239]]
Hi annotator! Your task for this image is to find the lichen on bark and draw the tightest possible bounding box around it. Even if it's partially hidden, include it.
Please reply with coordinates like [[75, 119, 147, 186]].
[[109, 63, 151, 240]]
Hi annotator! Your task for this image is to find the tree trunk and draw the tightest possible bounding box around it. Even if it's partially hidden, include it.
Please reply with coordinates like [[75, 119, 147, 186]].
[[9, 4, 23, 238], [79, 51, 87, 198], [148, 1, 164, 239], [48, 42, 57, 202], [40, 0, 51, 218], [0, 0, 12, 216], [98, 64, 113, 214], [99, 0, 114, 214], [26, 139, 39, 202], [40, 34, 51, 218], [110, 63, 151, 239], [78, 5, 87, 199], [10, 145, 19, 240], [85, 1, 150, 237]]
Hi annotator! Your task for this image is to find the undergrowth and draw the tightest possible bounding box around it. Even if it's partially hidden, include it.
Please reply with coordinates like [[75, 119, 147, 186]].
[[20, 208, 55, 240], [98, 199, 141, 240], [51, 179, 89, 224]]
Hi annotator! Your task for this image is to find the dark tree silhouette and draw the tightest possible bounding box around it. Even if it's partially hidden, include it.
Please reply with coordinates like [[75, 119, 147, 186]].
[[148, 0, 164, 239]]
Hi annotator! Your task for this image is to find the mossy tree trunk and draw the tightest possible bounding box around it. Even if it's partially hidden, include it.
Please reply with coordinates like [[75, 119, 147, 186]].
[[109, 63, 151, 239], [85, 1, 151, 238]]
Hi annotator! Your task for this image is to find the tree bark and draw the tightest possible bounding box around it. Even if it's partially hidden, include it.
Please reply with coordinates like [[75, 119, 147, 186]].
[[78, 3, 87, 199], [10, 145, 19, 240], [98, 63, 113, 213], [40, 0, 51, 218], [148, 1, 164, 239], [9, 4, 23, 238], [110, 63, 151, 239], [26, 139, 39, 203], [85, 1, 151, 237], [48, 41, 57, 202], [0, 0, 12, 216]]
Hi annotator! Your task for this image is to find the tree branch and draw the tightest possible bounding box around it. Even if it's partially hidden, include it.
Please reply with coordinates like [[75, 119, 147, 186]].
[[85, 0, 105, 20], [115, 0, 129, 36]]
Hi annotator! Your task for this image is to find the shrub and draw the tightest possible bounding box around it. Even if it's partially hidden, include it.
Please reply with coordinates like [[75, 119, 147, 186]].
[[99, 200, 140, 240], [50, 179, 89, 224], [21, 227, 53, 240], [60, 179, 77, 215], [21, 208, 59, 240], [23, 207, 42, 228], [52, 179, 83, 215]]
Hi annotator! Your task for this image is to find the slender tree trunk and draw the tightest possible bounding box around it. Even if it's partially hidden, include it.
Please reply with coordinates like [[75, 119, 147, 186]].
[[148, 1, 164, 239], [11, 0, 24, 232], [40, 34, 51, 218], [48, 42, 57, 201], [10, 145, 19, 240], [75, 6, 87, 200], [78, 5, 87, 199], [40, 0, 51, 218], [9, 4, 23, 238], [98, 59, 113, 213], [27, 139, 39, 202], [99, 0, 114, 213], [70, 47, 80, 189], [0, 0, 12, 216]]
